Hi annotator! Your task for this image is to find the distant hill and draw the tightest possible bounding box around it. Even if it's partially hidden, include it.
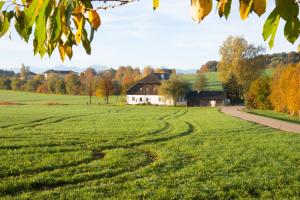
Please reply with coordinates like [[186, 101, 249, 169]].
[[0, 69, 15, 77]]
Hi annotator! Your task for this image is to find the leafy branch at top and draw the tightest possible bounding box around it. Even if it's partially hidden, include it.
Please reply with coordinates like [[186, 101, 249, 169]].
[[0, 0, 299, 62]]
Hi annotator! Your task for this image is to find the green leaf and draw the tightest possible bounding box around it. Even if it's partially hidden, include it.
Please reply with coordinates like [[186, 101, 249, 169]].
[[34, 0, 52, 56], [65, 0, 73, 26], [0, 1, 5, 10], [14, 11, 32, 42], [82, 29, 91, 55], [24, 0, 42, 27], [50, 6, 62, 42], [263, 8, 280, 48], [224, 0, 232, 19], [90, 27, 94, 42], [0, 11, 13, 37], [284, 18, 300, 44], [276, 0, 299, 21]]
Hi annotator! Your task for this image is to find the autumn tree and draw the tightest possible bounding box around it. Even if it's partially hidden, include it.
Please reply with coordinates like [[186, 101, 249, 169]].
[[143, 66, 154, 77], [270, 64, 300, 116], [24, 78, 42, 92], [193, 72, 207, 91], [55, 79, 66, 94], [46, 73, 60, 93], [65, 73, 81, 95], [83, 67, 97, 104], [158, 75, 190, 106], [199, 61, 218, 73], [0, 77, 11, 90], [96, 73, 114, 104], [218, 36, 265, 95], [115, 66, 127, 82], [11, 77, 23, 91]]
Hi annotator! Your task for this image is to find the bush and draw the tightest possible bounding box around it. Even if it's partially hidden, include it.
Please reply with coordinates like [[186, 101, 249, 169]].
[[245, 77, 272, 109]]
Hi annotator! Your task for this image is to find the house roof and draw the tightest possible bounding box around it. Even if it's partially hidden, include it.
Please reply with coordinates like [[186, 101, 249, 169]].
[[186, 91, 225, 99], [126, 73, 170, 95], [137, 73, 170, 84], [27, 72, 36, 75], [43, 70, 76, 75]]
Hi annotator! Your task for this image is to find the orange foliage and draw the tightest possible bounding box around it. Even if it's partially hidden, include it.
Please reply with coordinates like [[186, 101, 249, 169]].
[[270, 64, 300, 116]]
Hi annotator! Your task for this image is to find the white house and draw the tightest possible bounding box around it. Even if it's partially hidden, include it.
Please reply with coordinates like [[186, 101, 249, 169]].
[[126, 73, 186, 106]]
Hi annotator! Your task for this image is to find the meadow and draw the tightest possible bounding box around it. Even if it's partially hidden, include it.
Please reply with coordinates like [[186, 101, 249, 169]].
[[181, 68, 275, 91], [0, 90, 299, 199]]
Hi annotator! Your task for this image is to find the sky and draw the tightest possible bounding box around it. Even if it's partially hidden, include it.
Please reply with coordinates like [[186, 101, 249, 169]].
[[0, 0, 297, 71]]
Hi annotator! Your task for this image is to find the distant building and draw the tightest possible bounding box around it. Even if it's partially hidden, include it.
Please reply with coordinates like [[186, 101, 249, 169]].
[[126, 73, 186, 106], [25, 71, 36, 80], [42, 70, 77, 80], [186, 91, 226, 107]]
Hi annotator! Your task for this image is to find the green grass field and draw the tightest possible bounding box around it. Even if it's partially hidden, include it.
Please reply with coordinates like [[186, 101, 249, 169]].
[[182, 72, 223, 91], [247, 109, 300, 125], [0, 90, 299, 199], [182, 68, 275, 91]]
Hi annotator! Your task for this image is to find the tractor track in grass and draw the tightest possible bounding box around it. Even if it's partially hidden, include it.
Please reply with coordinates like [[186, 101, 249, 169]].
[[11, 114, 96, 130], [0, 141, 85, 150], [0, 109, 197, 196], [0, 109, 120, 130], [0, 147, 158, 196], [0, 117, 54, 129]]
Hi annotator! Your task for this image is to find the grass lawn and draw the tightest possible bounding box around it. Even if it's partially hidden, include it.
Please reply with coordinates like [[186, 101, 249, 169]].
[[0, 90, 299, 199], [0, 90, 125, 105], [181, 72, 223, 91], [247, 109, 300, 125]]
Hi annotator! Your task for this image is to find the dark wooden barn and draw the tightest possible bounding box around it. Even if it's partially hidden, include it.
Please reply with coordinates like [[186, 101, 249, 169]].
[[186, 91, 226, 107]]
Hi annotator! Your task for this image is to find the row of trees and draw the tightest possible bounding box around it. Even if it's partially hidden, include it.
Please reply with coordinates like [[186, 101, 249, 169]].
[[246, 64, 300, 116], [0, 65, 176, 104]]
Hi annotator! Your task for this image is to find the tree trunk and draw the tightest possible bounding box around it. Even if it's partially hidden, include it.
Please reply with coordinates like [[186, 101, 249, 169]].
[[89, 95, 92, 104], [173, 94, 176, 106]]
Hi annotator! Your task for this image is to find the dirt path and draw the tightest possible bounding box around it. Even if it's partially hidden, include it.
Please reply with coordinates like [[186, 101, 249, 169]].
[[221, 106, 300, 133]]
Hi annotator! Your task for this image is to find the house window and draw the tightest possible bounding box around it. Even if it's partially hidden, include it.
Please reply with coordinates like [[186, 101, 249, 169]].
[[158, 97, 161, 102], [132, 97, 135, 101], [140, 97, 142, 102], [146, 88, 149, 92], [146, 98, 149, 102], [140, 88, 142, 91]]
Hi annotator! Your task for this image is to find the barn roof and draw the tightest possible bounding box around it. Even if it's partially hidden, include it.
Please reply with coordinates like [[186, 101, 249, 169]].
[[186, 91, 225, 99], [43, 70, 77, 75]]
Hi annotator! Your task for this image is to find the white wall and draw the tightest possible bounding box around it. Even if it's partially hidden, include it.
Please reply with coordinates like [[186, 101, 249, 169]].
[[127, 95, 186, 106]]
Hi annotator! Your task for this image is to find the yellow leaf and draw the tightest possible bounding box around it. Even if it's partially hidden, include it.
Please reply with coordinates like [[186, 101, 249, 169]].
[[73, 5, 85, 14], [153, 0, 159, 10], [58, 44, 66, 61], [191, 0, 212, 23], [75, 31, 82, 45], [253, 0, 266, 17], [239, 0, 253, 20], [66, 44, 73, 59], [61, 6, 68, 35], [89, 10, 101, 30], [74, 15, 84, 44]]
